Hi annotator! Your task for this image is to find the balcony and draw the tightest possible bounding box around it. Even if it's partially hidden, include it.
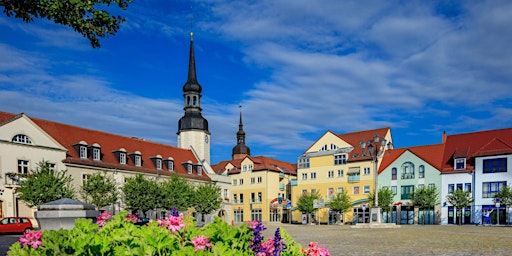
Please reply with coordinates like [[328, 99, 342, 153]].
[[3, 173, 26, 188], [401, 173, 415, 179], [279, 184, 285, 191]]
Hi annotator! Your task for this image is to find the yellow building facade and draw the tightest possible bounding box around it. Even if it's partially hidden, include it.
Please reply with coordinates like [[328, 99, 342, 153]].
[[292, 128, 392, 224], [213, 156, 296, 224]]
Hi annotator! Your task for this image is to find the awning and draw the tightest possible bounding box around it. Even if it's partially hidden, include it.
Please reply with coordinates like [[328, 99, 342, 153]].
[[347, 167, 360, 174]]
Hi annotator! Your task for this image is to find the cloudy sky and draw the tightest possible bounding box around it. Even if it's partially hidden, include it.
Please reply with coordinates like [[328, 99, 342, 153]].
[[1, 0, 511, 164]]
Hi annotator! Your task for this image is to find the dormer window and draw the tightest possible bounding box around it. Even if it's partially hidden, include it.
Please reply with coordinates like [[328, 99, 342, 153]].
[[12, 134, 32, 144], [135, 155, 141, 166], [455, 158, 466, 170], [184, 161, 193, 174], [196, 165, 203, 176], [150, 155, 163, 170], [128, 151, 142, 167], [113, 148, 127, 164], [80, 145, 87, 159], [164, 157, 174, 172], [91, 143, 101, 161]]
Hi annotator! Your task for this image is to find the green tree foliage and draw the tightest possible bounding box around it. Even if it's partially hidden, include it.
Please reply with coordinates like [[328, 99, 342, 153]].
[[296, 191, 320, 224], [328, 189, 352, 224], [18, 161, 74, 207], [160, 174, 195, 212], [368, 187, 395, 212], [0, 0, 132, 48], [122, 174, 160, 217], [193, 182, 222, 223], [494, 186, 512, 225], [410, 186, 439, 224], [446, 189, 474, 225], [79, 171, 118, 210]]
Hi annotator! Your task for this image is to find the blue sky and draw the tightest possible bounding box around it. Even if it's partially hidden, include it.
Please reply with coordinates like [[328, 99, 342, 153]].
[[1, 0, 512, 164]]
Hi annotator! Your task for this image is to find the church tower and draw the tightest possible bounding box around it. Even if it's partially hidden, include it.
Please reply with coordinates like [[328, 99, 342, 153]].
[[232, 105, 250, 160], [177, 32, 210, 163]]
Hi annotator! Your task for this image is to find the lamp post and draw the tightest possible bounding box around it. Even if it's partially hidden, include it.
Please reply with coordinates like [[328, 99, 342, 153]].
[[361, 134, 391, 224]]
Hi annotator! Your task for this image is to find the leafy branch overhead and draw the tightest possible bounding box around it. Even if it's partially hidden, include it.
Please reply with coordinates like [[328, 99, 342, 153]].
[[0, 0, 132, 48]]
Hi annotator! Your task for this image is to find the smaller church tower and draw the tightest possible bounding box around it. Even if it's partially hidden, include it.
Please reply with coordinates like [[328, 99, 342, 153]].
[[232, 105, 250, 160], [177, 32, 210, 163]]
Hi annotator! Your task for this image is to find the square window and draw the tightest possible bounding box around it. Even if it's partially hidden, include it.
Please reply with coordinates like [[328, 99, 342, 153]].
[[363, 185, 370, 194], [353, 186, 359, 195]]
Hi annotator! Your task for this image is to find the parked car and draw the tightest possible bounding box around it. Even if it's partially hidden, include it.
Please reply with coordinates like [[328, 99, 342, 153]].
[[0, 217, 33, 234]]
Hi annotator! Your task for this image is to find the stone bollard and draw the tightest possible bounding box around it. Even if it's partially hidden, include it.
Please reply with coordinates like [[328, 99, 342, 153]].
[[35, 198, 99, 230]]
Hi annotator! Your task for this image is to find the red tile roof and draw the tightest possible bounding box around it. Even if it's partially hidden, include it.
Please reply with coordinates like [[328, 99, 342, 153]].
[[336, 127, 391, 162], [1, 111, 210, 181], [378, 144, 445, 174], [441, 128, 512, 173], [212, 155, 297, 176]]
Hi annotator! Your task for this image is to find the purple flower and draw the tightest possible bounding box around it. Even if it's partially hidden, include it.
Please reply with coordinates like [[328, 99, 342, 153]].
[[170, 206, 179, 217], [273, 227, 284, 256], [249, 220, 266, 254]]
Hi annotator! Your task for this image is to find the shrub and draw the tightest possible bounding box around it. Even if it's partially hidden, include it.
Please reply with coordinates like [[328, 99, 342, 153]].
[[8, 211, 329, 256]]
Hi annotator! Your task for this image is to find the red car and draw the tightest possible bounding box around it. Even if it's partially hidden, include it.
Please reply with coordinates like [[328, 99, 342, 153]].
[[0, 217, 33, 233]]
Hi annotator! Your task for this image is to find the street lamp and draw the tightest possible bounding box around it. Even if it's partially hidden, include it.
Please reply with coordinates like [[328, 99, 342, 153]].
[[361, 134, 391, 224]]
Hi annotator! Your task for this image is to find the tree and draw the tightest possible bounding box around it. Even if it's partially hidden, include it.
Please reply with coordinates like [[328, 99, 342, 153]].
[[410, 186, 439, 224], [296, 191, 320, 224], [18, 161, 74, 207], [328, 189, 352, 224], [368, 187, 395, 213], [122, 174, 160, 217], [79, 171, 118, 210], [160, 174, 195, 212], [193, 182, 222, 224], [0, 0, 132, 48], [494, 186, 512, 225], [446, 189, 474, 225]]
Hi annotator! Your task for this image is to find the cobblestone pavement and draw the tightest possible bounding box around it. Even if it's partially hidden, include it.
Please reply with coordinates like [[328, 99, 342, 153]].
[[262, 223, 512, 255]]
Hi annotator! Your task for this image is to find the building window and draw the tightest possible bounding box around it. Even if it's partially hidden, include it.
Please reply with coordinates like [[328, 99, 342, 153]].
[[353, 186, 359, 195], [234, 209, 243, 223], [233, 194, 238, 204], [119, 152, 126, 164], [233, 179, 237, 186], [156, 159, 162, 170], [187, 164, 192, 174], [327, 188, 334, 200], [482, 181, 506, 198], [251, 177, 255, 184], [391, 186, 397, 194], [363, 167, 370, 175], [337, 187, 343, 193], [248, 164, 253, 171], [134, 155, 141, 167], [48, 163, 56, 171], [428, 183, 435, 189], [448, 184, 455, 194], [338, 170, 344, 177], [251, 209, 262, 221], [92, 148, 100, 161], [391, 167, 397, 180], [418, 184, 425, 189], [168, 161, 174, 172], [224, 189, 229, 198], [419, 165, 425, 178], [401, 162, 415, 179], [483, 158, 507, 173], [243, 165, 247, 172], [302, 173, 307, 180], [302, 189, 307, 196], [257, 176, 262, 183], [79, 146, 87, 159], [310, 172, 317, 180], [12, 134, 32, 144], [196, 166, 202, 175], [363, 185, 370, 194], [82, 173, 90, 185], [401, 185, 414, 200], [240, 194, 244, 203], [334, 154, 347, 165], [258, 192, 262, 202], [327, 170, 334, 178], [239, 179, 244, 185], [251, 192, 255, 203], [455, 158, 466, 170], [298, 157, 310, 168], [17, 160, 29, 174], [465, 183, 471, 192]]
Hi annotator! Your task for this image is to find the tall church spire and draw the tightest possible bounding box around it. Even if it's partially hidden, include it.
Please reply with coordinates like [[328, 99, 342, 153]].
[[178, 32, 210, 163], [232, 105, 250, 159]]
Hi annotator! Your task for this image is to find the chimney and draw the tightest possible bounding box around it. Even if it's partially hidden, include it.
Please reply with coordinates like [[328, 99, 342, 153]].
[[442, 131, 447, 144]]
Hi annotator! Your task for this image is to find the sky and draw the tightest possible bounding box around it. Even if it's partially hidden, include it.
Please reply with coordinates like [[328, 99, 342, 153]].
[[1, 0, 512, 164]]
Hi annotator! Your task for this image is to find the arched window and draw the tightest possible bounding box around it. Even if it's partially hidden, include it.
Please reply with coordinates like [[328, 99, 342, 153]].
[[401, 162, 415, 179], [419, 165, 425, 178], [193, 96, 197, 105], [12, 134, 32, 144]]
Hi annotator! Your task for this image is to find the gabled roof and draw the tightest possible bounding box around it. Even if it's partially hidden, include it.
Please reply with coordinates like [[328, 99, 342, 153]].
[[378, 144, 444, 174], [441, 128, 512, 173], [1, 111, 210, 181], [0, 111, 19, 125], [336, 127, 390, 162], [212, 155, 297, 176]]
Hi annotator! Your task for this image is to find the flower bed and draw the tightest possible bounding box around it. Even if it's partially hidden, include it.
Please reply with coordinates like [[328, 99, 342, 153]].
[[8, 210, 329, 255]]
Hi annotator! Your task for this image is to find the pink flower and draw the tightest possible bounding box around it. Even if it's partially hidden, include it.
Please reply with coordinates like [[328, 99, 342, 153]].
[[248, 220, 259, 230], [125, 213, 140, 223], [96, 211, 112, 227], [301, 242, 330, 256], [157, 213, 185, 233], [19, 231, 43, 249], [192, 235, 212, 252]]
